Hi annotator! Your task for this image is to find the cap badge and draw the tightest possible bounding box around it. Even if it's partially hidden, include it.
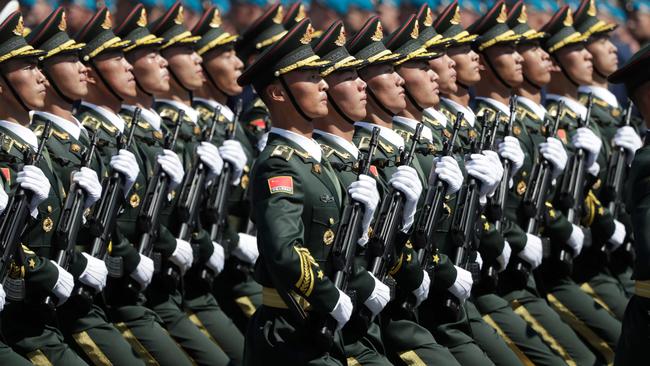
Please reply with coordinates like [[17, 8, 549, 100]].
[[518, 5, 528, 24], [335, 26, 346, 46], [411, 20, 419, 39], [13, 15, 24, 36], [424, 7, 433, 27], [174, 6, 184, 25], [563, 9, 573, 26], [58, 12, 67, 31], [137, 8, 147, 27], [101, 11, 112, 29], [497, 4, 508, 23], [587, 0, 597, 16], [300, 24, 315, 44], [272, 6, 284, 24], [210, 9, 222, 28], [451, 5, 461, 25], [371, 21, 383, 41], [295, 4, 306, 22]]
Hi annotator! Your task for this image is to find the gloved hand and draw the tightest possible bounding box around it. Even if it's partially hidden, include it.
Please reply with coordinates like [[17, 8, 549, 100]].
[[572, 127, 602, 168], [389, 166, 422, 232], [0, 187, 8, 216], [587, 161, 600, 177], [0, 284, 5, 312], [52, 262, 74, 305], [608, 220, 626, 252], [110, 149, 140, 194], [567, 224, 585, 256], [497, 240, 512, 272], [79, 253, 108, 292], [17, 165, 50, 216], [449, 266, 473, 302], [475, 251, 483, 271], [169, 239, 193, 274], [257, 132, 269, 152], [206, 242, 225, 274], [232, 233, 259, 264], [466, 153, 501, 199], [613, 126, 642, 164], [348, 174, 379, 245], [364, 273, 390, 316], [157, 149, 185, 189], [413, 270, 431, 307], [330, 289, 353, 330], [130, 254, 154, 289], [433, 156, 463, 194], [72, 167, 102, 208], [540, 137, 568, 179], [219, 140, 247, 185], [519, 234, 543, 269], [197, 142, 223, 179], [498, 136, 525, 176]]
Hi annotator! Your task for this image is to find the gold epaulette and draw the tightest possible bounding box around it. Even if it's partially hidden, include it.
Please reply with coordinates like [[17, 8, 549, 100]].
[[121, 113, 132, 126], [516, 105, 540, 122], [33, 123, 67, 140], [158, 107, 179, 122], [422, 113, 441, 127], [439, 106, 455, 122], [378, 140, 395, 154], [357, 136, 370, 150], [253, 97, 268, 109], [394, 128, 412, 142], [0, 135, 26, 154], [270, 145, 294, 161], [319, 143, 350, 160], [81, 114, 102, 132], [547, 103, 577, 120]]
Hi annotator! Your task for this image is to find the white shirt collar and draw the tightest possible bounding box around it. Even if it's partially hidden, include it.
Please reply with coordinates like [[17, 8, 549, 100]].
[[312, 129, 359, 158], [392, 116, 434, 142], [193, 97, 235, 122], [517, 96, 548, 121], [475, 97, 510, 116], [32, 111, 83, 140], [0, 120, 38, 151], [157, 99, 199, 124], [546, 94, 587, 121], [441, 97, 476, 126], [122, 105, 162, 131], [81, 101, 125, 132], [270, 127, 322, 162], [354, 121, 405, 148], [578, 85, 619, 108], [424, 107, 448, 127]]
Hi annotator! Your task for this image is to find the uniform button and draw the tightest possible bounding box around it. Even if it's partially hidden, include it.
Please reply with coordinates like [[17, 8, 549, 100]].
[[328, 217, 335, 226]]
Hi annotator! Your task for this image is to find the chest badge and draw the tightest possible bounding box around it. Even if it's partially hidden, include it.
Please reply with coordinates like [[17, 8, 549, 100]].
[[70, 144, 81, 153], [611, 108, 621, 118], [153, 131, 164, 140], [42, 217, 54, 232], [129, 193, 141, 208], [241, 174, 249, 189], [513, 126, 522, 136], [312, 164, 321, 174], [516, 180, 527, 196], [323, 229, 335, 245], [320, 194, 334, 203]]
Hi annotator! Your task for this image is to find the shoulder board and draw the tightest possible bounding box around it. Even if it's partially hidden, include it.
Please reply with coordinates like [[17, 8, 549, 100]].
[[378, 140, 395, 154], [158, 107, 178, 122], [32, 123, 45, 137], [121, 113, 132, 126], [81, 114, 102, 132], [0, 135, 26, 154], [394, 128, 412, 142], [50, 128, 69, 141], [564, 108, 577, 119], [320, 144, 335, 159], [270, 145, 294, 161], [516, 106, 538, 122], [578, 93, 589, 104], [357, 136, 370, 150], [422, 114, 441, 127], [101, 121, 118, 135], [253, 98, 268, 109], [195, 105, 213, 122], [593, 97, 609, 109], [137, 120, 151, 130], [440, 107, 455, 122]]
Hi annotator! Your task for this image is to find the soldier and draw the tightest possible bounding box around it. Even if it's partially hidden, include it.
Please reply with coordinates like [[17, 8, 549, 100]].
[[114, 5, 241, 365], [190, 6, 261, 334], [148, 3, 247, 365], [0, 11, 84, 366], [608, 41, 650, 366], [239, 18, 355, 365]]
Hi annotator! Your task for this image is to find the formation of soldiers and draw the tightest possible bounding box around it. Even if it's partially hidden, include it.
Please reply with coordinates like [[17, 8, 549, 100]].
[[0, 0, 648, 365]]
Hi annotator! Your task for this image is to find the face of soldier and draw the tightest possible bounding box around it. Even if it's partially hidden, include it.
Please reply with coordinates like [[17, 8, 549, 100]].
[[325, 68, 367, 121], [518, 43, 552, 86], [586, 35, 618, 77], [44, 53, 88, 99], [397, 59, 439, 108], [447, 45, 481, 86], [0, 58, 47, 110], [278, 69, 330, 119], [203, 46, 245, 96], [481, 44, 524, 87], [128, 47, 170, 95], [359, 63, 406, 115], [162, 45, 206, 91], [428, 53, 457, 95], [91, 50, 137, 99], [555, 43, 593, 85]]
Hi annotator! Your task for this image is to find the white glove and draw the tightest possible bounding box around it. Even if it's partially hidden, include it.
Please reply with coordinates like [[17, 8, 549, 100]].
[[587, 161, 600, 177], [348, 174, 380, 245], [219, 140, 247, 185], [389, 166, 423, 232], [475, 251, 483, 271], [433, 156, 463, 194], [413, 270, 431, 307], [330, 288, 353, 330], [206, 241, 225, 274], [51, 262, 74, 305], [0, 284, 5, 312], [613, 126, 642, 164], [232, 233, 259, 264], [130, 254, 154, 289], [157, 149, 185, 189], [79, 253, 108, 292], [257, 132, 269, 152], [110, 149, 140, 195], [567, 224, 585, 255], [72, 167, 102, 208], [608, 220, 626, 252], [498, 136, 525, 176], [518, 234, 543, 269], [466, 153, 501, 198], [449, 266, 472, 302], [572, 127, 602, 168], [169, 239, 194, 274], [540, 137, 568, 179], [196, 142, 223, 178], [16, 165, 50, 216], [364, 273, 390, 316], [496, 240, 512, 272], [0, 187, 8, 215]]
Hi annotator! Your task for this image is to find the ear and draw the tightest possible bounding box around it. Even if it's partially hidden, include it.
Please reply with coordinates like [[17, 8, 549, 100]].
[[266, 82, 285, 103], [548, 56, 561, 72], [477, 54, 487, 71], [85, 65, 98, 85]]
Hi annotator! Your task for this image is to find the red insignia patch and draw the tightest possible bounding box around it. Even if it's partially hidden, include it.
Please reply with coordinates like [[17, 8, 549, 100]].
[[0, 167, 10, 184], [250, 119, 266, 129], [369, 165, 379, 177], [268, 176, 294, 194], [556, 129, 568, 144]]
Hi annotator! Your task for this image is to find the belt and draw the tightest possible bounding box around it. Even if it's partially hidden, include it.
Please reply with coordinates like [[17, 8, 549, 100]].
[[262, 287, 312, 311], [635, 280, 650, 298]]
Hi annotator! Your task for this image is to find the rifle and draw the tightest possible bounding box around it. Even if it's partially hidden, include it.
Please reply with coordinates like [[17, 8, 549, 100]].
[[316, 127, 380, 349], [0, 121, 52, 301], [45, 131, 98, 307], [89, 107, 140, 277], [490, 97, 517, 232]]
